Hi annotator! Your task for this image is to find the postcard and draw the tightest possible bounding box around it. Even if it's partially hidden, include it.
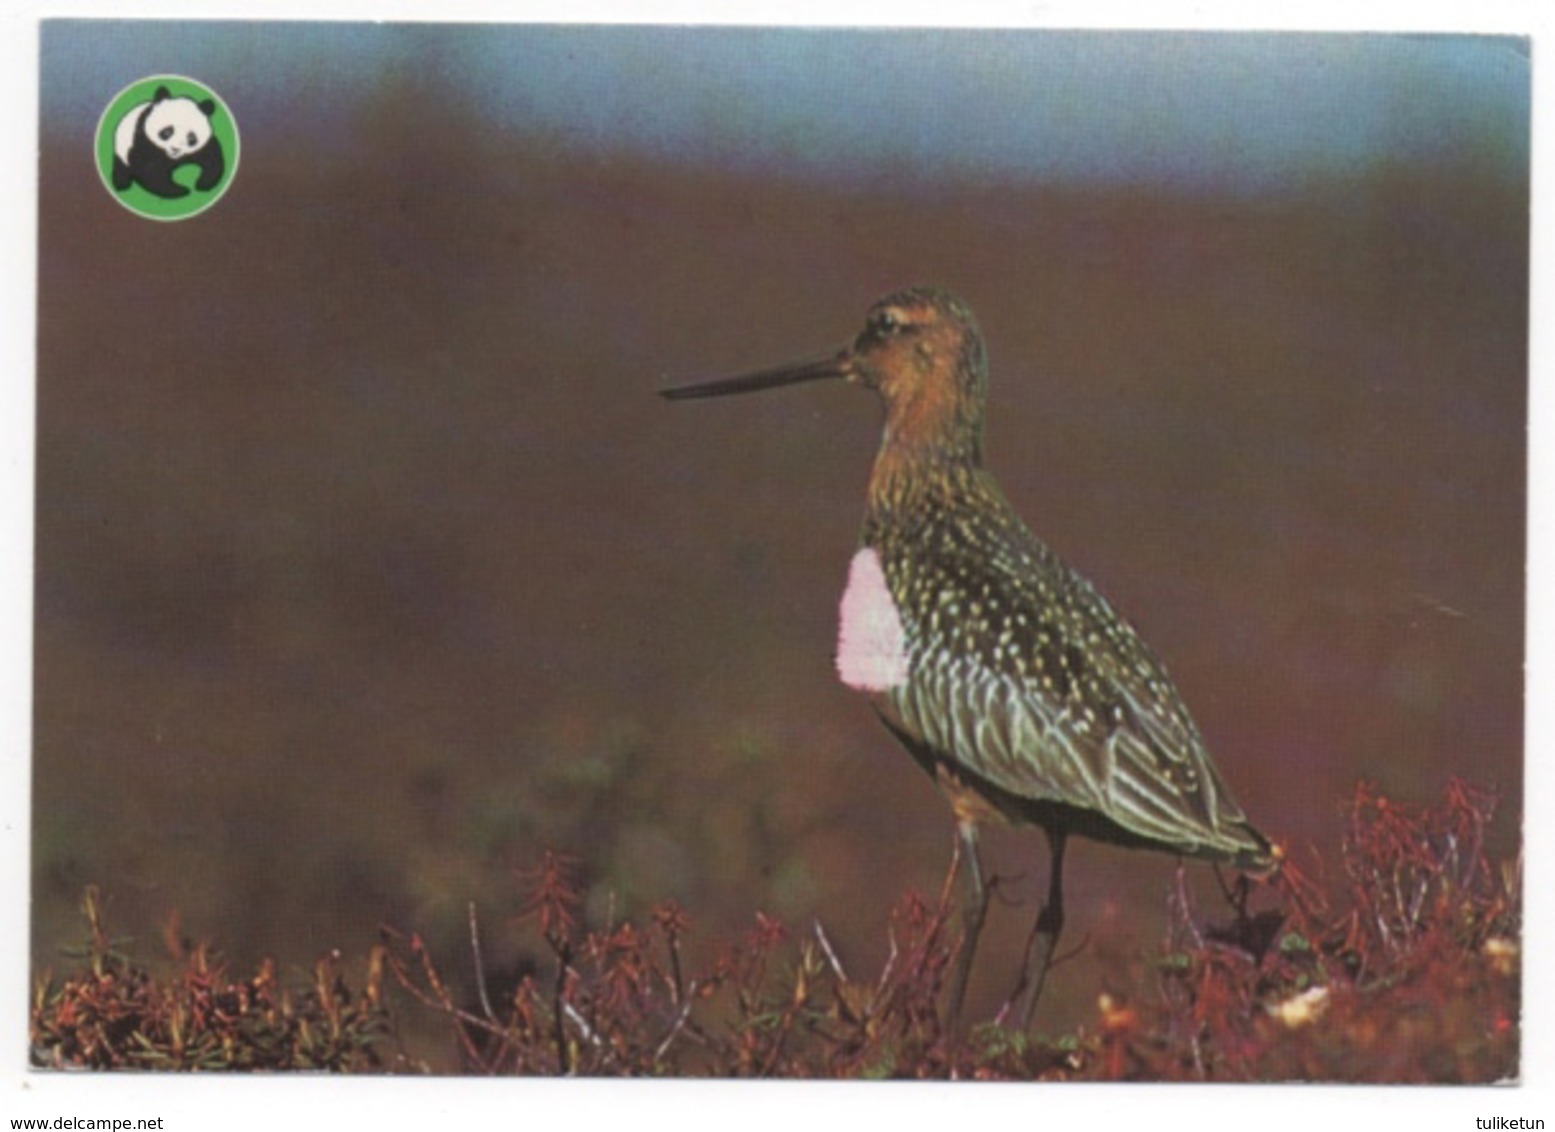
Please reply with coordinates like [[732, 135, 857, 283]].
[[8, 7, 1538, 1127]]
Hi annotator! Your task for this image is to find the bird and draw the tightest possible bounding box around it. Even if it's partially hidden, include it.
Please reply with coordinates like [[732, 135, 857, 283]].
[[661, 287, 1273, 1030]]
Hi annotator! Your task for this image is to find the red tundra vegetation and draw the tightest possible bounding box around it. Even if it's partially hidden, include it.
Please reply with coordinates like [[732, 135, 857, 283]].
[[31, 778, 1518, 1081]]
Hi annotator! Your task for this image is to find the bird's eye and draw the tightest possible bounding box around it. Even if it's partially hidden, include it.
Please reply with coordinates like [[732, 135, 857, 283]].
[[871, 310, 906, 337]]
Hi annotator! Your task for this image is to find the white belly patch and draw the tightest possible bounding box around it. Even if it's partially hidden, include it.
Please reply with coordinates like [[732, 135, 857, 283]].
[[836, 548, 909, 692]]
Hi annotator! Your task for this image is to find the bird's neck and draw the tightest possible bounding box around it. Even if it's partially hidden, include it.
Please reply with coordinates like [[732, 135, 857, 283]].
[[865, 425, 987, 529]]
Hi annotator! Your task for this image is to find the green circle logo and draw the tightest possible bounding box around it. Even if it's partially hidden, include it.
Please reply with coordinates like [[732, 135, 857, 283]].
[[95, 75, 239, 220]]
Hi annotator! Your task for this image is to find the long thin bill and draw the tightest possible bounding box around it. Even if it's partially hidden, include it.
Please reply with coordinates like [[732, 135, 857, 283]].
[[659, 353, 850, 401]]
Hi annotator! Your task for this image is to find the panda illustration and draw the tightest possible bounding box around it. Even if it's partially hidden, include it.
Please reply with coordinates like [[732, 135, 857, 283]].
[[112, 86, 226, 199]]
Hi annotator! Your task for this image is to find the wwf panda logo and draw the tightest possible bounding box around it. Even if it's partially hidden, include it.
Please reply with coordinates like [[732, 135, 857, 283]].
[[96, 77, 238, 220], [112, 86, 225, 198]]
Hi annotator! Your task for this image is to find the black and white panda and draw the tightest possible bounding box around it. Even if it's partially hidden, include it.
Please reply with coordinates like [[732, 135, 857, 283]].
[[112, 86, 226, 199]]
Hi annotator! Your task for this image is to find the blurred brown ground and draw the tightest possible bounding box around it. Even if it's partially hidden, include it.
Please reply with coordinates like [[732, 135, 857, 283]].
[[34, 87, 1525, 1059]]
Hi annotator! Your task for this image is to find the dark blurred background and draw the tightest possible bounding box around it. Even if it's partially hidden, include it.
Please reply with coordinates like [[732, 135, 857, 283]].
[[34, 24, 1527, 1060]]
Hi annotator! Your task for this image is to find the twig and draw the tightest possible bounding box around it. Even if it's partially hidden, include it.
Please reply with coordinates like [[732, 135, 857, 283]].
[[654, 992, 697, 1063], [552, 942, 572, 1074], [875, 925, 899, 997], [378, 929, 510, 1067], [1050, 932, 1091, 971], [468, 903, 497, 1024], [812, 921, 848, 983], [561, 998, 604, 1049]]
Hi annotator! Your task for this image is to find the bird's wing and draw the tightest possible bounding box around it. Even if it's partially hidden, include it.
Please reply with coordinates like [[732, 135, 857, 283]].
[[884, 533, 1258, 861]]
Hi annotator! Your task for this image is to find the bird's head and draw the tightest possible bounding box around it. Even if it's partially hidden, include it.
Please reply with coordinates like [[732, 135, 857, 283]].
[[660, 288, 988, 455]]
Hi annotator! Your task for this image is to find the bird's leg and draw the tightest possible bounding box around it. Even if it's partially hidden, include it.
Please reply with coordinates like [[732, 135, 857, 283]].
[[1013, 828, 1068, 1031], [1173, 858, 1205, 950], [936, 826, 964, 911], [946, 820, 987, 1029], [1213, 863, 1255, 922]]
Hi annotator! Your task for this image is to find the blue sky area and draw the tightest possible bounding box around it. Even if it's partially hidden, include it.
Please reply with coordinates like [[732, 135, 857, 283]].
[[43, 23, 1529, 191]]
